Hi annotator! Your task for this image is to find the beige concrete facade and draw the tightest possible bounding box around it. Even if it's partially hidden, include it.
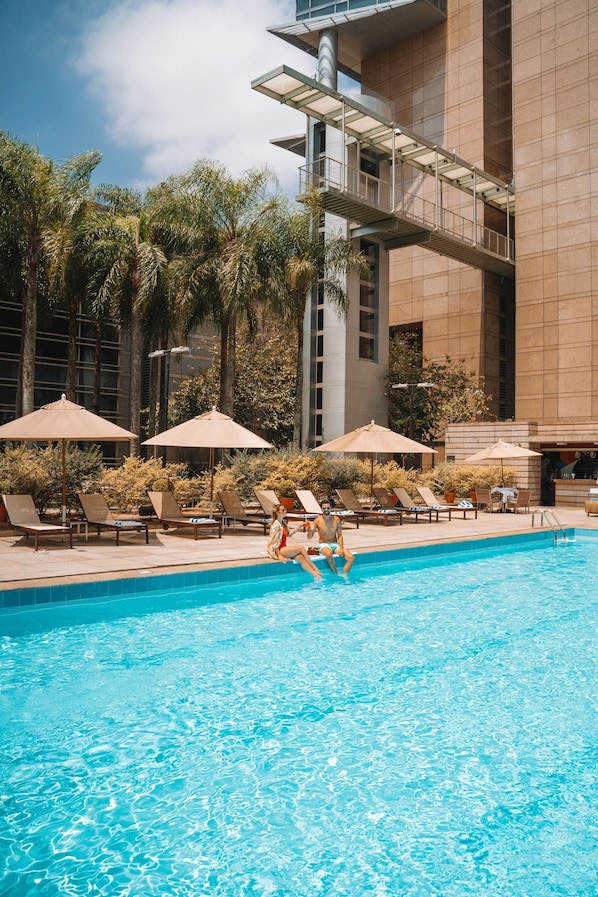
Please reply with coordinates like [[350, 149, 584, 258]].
[[362, 0, 597, 438]]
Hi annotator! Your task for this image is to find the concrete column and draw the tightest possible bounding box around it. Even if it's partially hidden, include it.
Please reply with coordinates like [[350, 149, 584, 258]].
[[318, 29, 338, 90]]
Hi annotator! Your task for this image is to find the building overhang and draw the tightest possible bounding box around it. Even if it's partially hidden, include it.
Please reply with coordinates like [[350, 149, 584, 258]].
[[270, 134, 307, 157], [252, 64, 515, 214], [269, 0, 447, 80]]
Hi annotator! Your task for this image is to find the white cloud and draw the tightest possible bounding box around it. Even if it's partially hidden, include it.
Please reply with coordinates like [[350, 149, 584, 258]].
[[77, 0, 311, 193]]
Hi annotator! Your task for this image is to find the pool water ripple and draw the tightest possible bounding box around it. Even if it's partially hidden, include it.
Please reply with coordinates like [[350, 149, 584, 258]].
[[1, 538, 597, 895]]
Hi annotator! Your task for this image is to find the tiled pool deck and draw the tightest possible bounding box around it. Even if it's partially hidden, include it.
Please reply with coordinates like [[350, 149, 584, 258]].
[[1, 506, 596, 602]]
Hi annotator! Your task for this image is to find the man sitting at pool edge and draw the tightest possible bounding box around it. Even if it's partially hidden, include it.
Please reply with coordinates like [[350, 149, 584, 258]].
[[307, 499, 354, 575]]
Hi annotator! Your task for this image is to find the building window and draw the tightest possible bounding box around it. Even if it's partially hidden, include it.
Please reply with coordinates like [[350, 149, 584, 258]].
[[359, 239, 378, 361]]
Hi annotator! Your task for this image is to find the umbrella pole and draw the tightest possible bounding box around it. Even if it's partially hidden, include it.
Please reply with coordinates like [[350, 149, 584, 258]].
[[61, 440, 67, 524], [209, 446, 215, 514], [370, 454, 374, 508]]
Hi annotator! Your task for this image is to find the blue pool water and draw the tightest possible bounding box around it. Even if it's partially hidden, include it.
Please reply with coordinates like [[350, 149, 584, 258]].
[[1, 535, 597, 896]]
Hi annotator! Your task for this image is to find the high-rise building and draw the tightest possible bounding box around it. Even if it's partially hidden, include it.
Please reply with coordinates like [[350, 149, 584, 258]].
[[254, 0, 598, 504]]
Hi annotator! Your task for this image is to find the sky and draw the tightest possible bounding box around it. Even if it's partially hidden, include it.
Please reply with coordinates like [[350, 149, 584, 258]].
[[0, 0, 314, 195]]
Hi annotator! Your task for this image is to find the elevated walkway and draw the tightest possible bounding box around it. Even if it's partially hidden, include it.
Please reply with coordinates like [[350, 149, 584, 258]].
[[301, 158, 515, 278], [253, 64, 515, 278]]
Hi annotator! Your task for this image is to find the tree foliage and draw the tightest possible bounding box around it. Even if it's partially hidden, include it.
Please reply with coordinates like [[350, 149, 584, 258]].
[[168, 323, 297, 446], [387, 331, 492, 442]]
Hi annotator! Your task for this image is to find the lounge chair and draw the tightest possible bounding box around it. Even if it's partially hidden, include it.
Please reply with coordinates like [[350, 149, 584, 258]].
[[148, 491, 222, 538], [217, 491, 270, 534], [416, 485, 478, 519], [253, 488, 317, 522], [2, 494, 73, 550], [474, 488, 502, 513], [78, 492, 149, 544], [295, 489, 360, 528], [505, 488, 531, 513], [392, 487, 452, 523], [336, 488, 402, 526]]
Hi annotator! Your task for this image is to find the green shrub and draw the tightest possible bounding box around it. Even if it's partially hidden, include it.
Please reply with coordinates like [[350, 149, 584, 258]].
[[0, 443, 103, 513], [420, 462, 516, 498], [97, 457, 186, 510]]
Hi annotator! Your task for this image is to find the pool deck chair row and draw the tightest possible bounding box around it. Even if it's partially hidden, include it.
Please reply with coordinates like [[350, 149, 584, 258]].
[[217, 491, 270, 534], [254, 488, 318, 523], [148, 491, 222, 538], [415, 486, 478, 519], [336, 489, 401, 525], [78, 493, 149, 545], [392, 488, 453, 523], [2, 494, 73, 550], [296, 489, 360, 528]]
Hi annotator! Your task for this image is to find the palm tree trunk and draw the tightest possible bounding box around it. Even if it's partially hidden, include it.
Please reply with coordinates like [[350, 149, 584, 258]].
[[66, 291, 79, 401], [129, 297, 142, 454], [93, 321, 102, 414], [220, 312, 236, 416], [20, 244, 40, 415], [293, 304, 305, 447]]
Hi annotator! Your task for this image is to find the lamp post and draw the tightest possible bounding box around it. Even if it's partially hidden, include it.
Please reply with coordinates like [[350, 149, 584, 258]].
[[148, 346, 191, 436], [391, 381, 436, 468]]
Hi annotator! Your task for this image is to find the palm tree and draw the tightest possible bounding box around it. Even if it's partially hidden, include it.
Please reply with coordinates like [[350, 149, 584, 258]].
[[80, 185, 169, 450], [43, 152, 103, 401], [270, 191, 369, 446], [149, 160, 284, 416], [0, 133, 100, 414]]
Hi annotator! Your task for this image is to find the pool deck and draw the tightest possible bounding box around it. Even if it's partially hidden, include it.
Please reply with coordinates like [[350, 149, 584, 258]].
[[1, 505, 597, 592]]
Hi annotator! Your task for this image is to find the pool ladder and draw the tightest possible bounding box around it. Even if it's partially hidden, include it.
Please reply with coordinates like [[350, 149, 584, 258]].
[[531, 508, 571, 544]]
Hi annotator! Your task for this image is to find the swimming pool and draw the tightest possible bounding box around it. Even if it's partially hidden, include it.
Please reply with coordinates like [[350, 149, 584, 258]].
[[1, 533, 597, 896]]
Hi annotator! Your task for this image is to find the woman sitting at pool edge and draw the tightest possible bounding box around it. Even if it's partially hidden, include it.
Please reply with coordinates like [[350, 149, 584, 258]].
[[267, 504, 323, 580]]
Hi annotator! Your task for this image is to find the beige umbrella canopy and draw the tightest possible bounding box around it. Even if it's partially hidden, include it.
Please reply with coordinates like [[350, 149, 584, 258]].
[[464, 439, 542, 484], [0, 394, 136, 521], [143, 406, 272, 504], [312, 420, 436, 502]]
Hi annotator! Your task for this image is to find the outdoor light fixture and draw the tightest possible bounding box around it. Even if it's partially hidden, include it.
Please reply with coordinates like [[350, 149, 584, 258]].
[[148, 346, 192, 440]]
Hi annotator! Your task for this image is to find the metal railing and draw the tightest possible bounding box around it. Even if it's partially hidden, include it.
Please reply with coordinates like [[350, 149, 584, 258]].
[[531, 508, 570, 544], [300, 157, 514, 262]]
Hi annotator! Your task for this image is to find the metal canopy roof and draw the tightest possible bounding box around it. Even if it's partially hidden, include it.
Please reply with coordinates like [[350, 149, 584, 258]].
[[252, 64, 515, 214], [269, 0, 447, 81]]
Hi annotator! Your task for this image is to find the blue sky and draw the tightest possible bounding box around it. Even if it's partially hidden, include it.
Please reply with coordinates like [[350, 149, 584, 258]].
[[0, 0, 309, 193]]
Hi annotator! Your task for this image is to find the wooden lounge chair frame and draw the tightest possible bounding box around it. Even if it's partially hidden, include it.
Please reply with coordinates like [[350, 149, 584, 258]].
[[78, 492, 149, 545], [148, 491, 222, 538], [217, 491, 270, 534], [392, 488, 452, 523], [416, 485, 478, 519], [2, 494, 73, 551], [295, 489, 360, 528], [336, 488, 402, 526]]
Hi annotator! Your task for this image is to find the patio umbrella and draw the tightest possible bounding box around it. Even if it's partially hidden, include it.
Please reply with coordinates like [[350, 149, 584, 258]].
[[0, 394, 136, 522], [142, 406, 272, 506], [312, 420, 436, 503], [463, 439, 542, 484]]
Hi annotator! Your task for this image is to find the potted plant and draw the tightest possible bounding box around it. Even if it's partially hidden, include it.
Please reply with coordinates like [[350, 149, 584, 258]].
[[260, 475, 296, 510]]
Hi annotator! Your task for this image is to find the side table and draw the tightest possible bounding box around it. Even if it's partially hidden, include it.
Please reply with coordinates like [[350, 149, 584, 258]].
[[70, 520, 89, 542]]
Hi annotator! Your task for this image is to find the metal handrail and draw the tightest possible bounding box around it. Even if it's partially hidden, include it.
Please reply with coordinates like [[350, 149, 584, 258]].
[[300, 157, 515, 262], [531, 508, 570, 543]]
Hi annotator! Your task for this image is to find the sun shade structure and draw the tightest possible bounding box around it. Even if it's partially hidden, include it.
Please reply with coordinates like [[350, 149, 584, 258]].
[[0, 394, 136, 522], [251, 65, 514, 214], [464, 439, 542, 484], [312, 420, 435, 503], [143, 407, 272, 505]]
